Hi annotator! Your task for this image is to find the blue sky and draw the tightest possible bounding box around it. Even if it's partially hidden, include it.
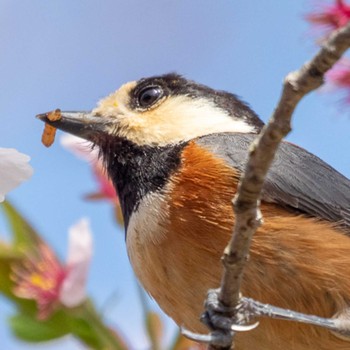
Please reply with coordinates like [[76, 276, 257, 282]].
[[1, 1, 349, 349]]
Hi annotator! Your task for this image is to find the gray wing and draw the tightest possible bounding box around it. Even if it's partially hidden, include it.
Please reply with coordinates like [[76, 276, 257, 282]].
[[196, 133, 350, 231]]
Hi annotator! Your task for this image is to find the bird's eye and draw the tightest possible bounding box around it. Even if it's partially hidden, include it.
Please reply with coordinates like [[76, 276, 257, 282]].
[[138, 86, 163, 108]]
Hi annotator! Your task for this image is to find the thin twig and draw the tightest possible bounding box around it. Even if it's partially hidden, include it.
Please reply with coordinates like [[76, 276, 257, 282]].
[[207, 21, 350, 350]]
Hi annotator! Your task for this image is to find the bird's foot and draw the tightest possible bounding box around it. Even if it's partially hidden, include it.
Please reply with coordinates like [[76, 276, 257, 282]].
[[181, 289, 258, 348], [331, 308, 350, 341], [201, 289, 259, 332], [182, 289, 350, 347], [243, 297, 350, 339]]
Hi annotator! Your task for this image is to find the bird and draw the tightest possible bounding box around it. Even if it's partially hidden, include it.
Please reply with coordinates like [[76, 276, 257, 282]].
[[37, 73, 350, 350]]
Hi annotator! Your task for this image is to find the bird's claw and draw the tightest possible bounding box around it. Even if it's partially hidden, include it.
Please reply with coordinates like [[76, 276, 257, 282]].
[[181, 327, 234, 347], [183, 289, 350, 347], [182, 289, 258, 347], [202, 289, 259, 332]]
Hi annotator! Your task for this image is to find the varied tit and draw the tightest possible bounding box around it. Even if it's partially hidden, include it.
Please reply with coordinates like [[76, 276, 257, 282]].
[[38, 74, 350, 350]]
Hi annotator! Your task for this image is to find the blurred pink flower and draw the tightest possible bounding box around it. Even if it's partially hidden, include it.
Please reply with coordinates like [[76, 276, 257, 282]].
[[0, 148, 33, 202], [60, 134, 117, 202], [306, 0, 350, 34], [327, 58, 350, 86], [60, 135, 123, 224], [12, 219, 93, 319], [325, 58, 350, 102]]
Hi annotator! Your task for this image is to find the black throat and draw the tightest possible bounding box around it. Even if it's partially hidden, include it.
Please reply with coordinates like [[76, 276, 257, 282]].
[[98, 137, 186, 229]]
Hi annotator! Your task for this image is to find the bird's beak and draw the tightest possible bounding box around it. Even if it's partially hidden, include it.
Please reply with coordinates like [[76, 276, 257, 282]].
[[36, 111, 114, 142]]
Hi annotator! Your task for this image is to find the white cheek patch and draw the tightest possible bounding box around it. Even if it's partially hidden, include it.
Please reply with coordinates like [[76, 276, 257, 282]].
[[93, 86, 256, 146], [118, 95, 255, 146]]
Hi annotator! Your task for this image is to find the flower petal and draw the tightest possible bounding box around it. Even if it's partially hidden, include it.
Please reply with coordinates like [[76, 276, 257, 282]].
[[59, 218, 93, 307], [306, 0, 350, 34], [0, 148, 33, 202], [12, 243, 66, 320], [92, 163, 118, 201], [60, 134, 118, 202]]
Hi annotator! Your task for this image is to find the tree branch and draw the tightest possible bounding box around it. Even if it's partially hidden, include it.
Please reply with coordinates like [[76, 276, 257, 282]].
[[187, 20, 350, 350]]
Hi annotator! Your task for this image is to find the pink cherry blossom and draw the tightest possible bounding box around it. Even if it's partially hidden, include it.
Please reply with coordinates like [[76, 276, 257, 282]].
[[0, 148, 33, 202], [12, 219, 93, 319], [306, 0, 350, 35], [60, 135, 123, 224], [60, 134, 118, 202], [324, 58, 350, 102], [327, 58, 350, 86], [59, 219, 93, 307]]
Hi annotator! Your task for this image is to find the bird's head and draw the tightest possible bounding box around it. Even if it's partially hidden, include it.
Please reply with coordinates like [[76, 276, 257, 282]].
[[37, 73, 263, 149]]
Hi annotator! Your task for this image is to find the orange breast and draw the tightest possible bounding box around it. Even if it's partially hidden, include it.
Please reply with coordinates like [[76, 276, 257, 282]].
[[127, 141, 350, 350]]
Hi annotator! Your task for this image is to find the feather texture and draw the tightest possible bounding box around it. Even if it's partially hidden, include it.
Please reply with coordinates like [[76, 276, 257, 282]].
[[197, 133, 350, 232]]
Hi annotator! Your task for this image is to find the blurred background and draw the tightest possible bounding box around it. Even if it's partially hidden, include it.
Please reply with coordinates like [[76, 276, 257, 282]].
[[1, 1, 349, 349]]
